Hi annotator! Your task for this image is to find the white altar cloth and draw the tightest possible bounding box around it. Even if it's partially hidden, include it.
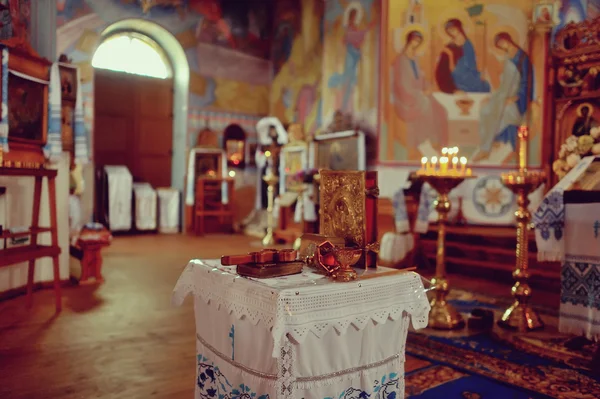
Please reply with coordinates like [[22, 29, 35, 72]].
[[172, 259, 430, 399], [561, 191, 600, 341], [133, 183, 157, 231]]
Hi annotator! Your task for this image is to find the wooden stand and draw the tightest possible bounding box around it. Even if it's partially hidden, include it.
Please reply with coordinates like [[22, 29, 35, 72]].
[[0, 167, 62, 312], [194, 178, 235, 235]]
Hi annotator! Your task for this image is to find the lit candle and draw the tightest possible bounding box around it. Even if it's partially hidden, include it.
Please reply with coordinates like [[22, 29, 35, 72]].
[[453, 146, 459, 155], [441, 147, 448, 156], [466, 168, 472, 176], [452, 156, 458, 170], [460, 156, 467, 174], [440, 157, 449, 174], [421, 156, 427, 173], [431, 156, 438, 173], [517, 125, 528, 170]]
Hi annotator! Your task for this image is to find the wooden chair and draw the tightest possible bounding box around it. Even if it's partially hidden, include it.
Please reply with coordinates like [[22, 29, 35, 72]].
[[194, 178, 235, 235]]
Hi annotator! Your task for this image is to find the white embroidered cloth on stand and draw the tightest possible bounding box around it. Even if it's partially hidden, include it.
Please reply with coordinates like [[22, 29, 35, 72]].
[[533, 156, 597, 262], [172, 259, 430, 399], [133, 183, 157, 231], [560, 190, 600, 341], [104, 165, 132, 232]]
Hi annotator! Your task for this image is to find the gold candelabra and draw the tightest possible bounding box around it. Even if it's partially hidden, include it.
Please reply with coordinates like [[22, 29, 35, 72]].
[[416, 146, 475, 330], [419, 174, 474, 329], [262, 172, 279, 246], [499, 126, 545, 332]]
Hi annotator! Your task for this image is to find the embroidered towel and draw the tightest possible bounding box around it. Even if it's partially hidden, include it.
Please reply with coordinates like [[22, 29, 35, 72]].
[[560, 194, 600, 340], [0, 46, 8, 152], [533, 156, 597, 262], [414, 183, 432, 234], [73, 67, 89, 165], [44, 62, 63, 161], [392, 188, 409, 233]]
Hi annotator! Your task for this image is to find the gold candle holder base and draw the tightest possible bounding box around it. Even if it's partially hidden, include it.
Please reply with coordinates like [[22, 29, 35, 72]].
[[417, 173, 475, 330], [500, 170, 545, 332], [262, 174, 279, 247]]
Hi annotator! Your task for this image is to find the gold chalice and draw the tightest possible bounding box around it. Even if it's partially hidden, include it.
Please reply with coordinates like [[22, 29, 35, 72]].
[[331, 247, 362, 282]]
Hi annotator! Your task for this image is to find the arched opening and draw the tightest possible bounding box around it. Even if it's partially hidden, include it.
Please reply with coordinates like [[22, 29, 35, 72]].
[[92, 33, 172, 79], [92, 19, 190, 225], [93, 31, 175, 188], [97, 19, 189, 192]]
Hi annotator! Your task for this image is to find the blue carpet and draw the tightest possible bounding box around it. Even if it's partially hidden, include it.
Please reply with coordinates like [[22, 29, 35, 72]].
[[404, 298, 600, 398]]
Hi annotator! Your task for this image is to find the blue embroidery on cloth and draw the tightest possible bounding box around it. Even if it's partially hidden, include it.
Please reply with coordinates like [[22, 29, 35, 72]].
[[561, 262, 600, 310], [417, 187, 433, 224], [533, 191, 564, 241], [229, 325, 235, 361], [392, 189, 408, 225], [325, 372, 400, 399], [197, 354, 269, 399]]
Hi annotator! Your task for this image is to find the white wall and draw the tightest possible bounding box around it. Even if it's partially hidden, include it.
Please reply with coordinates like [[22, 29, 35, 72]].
[[0, 153, 70, 292]]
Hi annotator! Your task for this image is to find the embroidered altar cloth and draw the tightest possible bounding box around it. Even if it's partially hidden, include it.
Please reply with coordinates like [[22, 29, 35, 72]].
[[561, 190, 600, 341], [172, 259, 430, 399]]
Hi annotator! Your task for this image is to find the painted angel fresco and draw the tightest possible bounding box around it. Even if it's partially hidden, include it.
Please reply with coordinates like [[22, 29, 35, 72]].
[[435, 18, 490, 94]]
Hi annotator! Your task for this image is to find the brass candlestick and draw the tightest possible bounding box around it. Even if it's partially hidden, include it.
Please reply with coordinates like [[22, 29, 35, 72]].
[[262, 173, 279, 246], [417, 174, 475, 330], [499, 170, 545, 332]]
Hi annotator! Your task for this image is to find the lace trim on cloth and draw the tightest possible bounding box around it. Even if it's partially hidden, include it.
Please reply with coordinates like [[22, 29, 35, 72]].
[[174, 259, 431, 358], [278, 336, 295, 399]]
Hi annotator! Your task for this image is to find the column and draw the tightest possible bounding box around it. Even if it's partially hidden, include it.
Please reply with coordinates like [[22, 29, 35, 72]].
[[29, 0, 57, 61]]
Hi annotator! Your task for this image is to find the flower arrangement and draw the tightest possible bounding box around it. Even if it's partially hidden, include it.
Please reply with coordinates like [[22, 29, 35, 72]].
[[295, 168, 319, 183], [553, 127, 600, 179]]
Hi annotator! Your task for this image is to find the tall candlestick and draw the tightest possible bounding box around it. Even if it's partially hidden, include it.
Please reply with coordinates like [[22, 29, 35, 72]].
[[518, 125, 528, 171]]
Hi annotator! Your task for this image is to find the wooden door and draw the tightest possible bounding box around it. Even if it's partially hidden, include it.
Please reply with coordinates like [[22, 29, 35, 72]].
[[94, 69, 173, 187]]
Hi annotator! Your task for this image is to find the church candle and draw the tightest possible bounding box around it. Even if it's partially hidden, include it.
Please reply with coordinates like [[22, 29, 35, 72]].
[[460, 157, 467, 174], [441, 147, 448, 156], [518, 125, 528, 170], [440, 157, 449, 174], [466, 168, 472, 176], [452, 157, 458, 170], [431, 156, 438, 173], [421, 157, 427, 173]]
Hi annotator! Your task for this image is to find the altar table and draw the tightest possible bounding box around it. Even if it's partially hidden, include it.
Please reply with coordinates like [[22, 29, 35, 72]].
[[172, 259, 430, 399]]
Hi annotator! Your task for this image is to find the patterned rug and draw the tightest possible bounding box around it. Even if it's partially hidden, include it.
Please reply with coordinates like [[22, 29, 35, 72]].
[[404, 291, 600, 399]]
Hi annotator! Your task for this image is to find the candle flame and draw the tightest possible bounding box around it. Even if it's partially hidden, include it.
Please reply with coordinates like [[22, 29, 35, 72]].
[[441, 147, 448, 155], [452, 157, 458, 164], [265, 150, 272, 157], [460, 156, 467, 165], [431, 156, 438, 164], [421, 156, 427, 164]]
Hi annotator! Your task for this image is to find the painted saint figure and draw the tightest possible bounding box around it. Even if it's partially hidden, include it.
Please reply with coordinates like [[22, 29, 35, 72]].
[[392, 30, 448, 155], [572, 104, 597, 137], [477, 32, 534, 158], [327, 4, 376, 113], [435, 19, 490, 94]]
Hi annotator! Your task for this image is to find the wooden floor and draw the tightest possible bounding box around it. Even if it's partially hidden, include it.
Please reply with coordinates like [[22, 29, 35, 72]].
[[0, 234, 559, 399]]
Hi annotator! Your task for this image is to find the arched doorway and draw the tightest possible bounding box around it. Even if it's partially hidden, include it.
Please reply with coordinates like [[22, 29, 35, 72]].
[[93, 32, 174, 187], [93, 19, 190, 193]]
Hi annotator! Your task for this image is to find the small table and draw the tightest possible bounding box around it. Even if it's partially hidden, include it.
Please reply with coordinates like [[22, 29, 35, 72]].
[[172, 259, 430, 399]]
